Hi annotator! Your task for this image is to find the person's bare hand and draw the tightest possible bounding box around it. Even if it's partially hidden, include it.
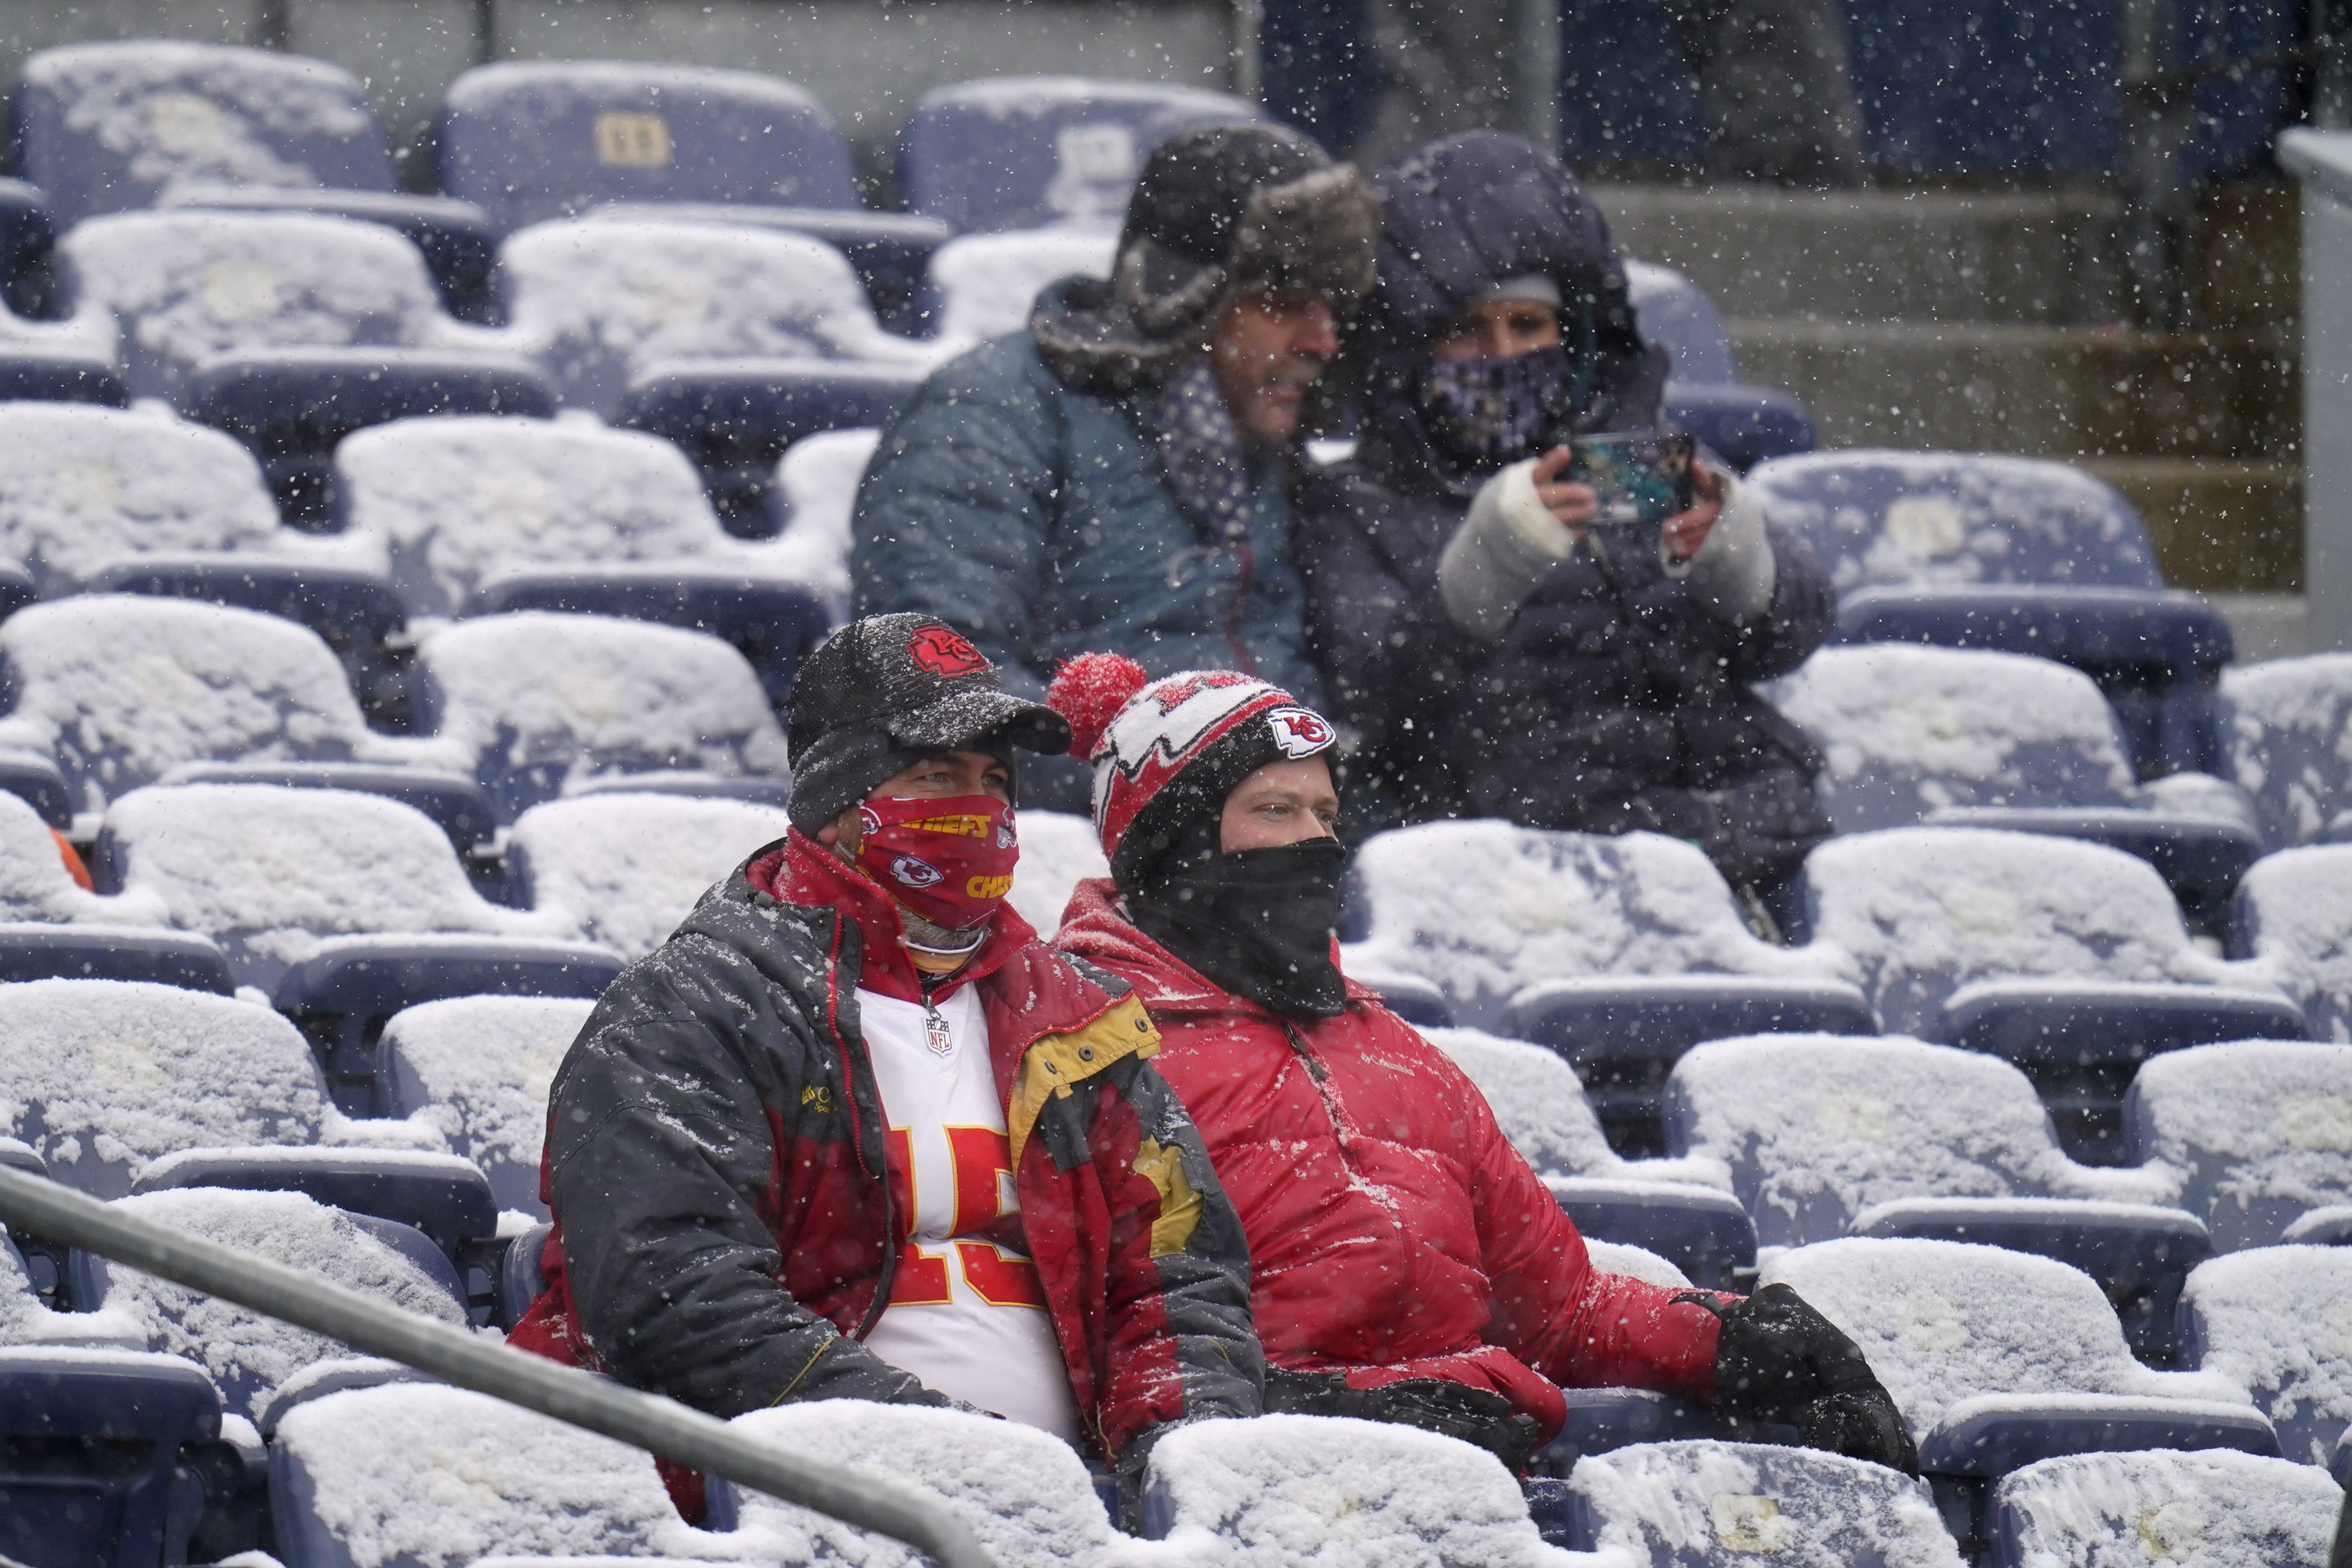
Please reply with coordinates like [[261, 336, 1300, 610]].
[[1661, 462, 1728, 561], [1529, 446, 1598, 534]]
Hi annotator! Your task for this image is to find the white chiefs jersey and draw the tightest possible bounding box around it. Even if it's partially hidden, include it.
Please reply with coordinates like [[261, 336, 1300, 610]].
[[856, 983, 1083, 1443]]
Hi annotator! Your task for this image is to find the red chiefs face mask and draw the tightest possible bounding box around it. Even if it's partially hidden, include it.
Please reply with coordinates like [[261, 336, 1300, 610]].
[[854, 795, 1020, 931]]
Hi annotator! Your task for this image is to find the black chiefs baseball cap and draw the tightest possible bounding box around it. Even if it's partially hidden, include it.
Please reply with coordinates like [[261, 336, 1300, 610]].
[[785, 614, 1071, 832]]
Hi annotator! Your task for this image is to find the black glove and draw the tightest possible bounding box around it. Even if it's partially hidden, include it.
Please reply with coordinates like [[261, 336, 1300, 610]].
[[1687, 1284, 1919, 1477], [1263, 1366, 1541, 1474]]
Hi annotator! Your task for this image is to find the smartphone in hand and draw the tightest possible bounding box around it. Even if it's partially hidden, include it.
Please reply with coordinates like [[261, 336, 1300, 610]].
[[1565, 432, 1697, 527]]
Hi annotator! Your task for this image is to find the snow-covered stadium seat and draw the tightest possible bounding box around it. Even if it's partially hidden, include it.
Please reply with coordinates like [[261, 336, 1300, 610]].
[[899, 77, 1260, 234], [1558, 1440, 1961, 1562], [1767, 1238, 2273, 1483], [925, 227, 1114, 342], [1005, 809, 1109, 937], [1766, 646, 2262, 933], [1344, 821, 1871, 1150], [768, 425, 880, 601], [1985, 1449, 2340, 1566], [507, 793, 792, 960], [1667, 1034, 2204, 1358], [269, 1383, 745, 1565], [0, 597, 429, 815], [377, 996, 594, 1218], [496, 220, 940, 415], [80, 1188, 465, 1419], [2126, 1040, 2352, 1251], [2222, 652, 2352, 850], [58, 210, 508, 400], [0, 1345, 225, 1566], [1428, 1026, 1755, 1291], [0, 1223, 140, 1349], [1802, 827, 2298, 1156], [0, 789, 140, 927], [411, 613, 791, 821], [2234, 844, 2352, 1039], [2181, 1246, 2352, 1468]]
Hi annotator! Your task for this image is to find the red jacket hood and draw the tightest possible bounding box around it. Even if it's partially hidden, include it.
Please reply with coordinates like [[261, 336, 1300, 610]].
[[1054, 876, 1381, 1017]]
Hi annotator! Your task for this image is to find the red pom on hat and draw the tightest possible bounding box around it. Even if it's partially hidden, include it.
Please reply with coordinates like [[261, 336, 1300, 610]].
[[1047, 652, 1150, 760]]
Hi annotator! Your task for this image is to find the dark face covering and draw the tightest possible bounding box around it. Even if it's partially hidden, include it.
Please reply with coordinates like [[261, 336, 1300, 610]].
[[1127, 837, 1350, 1019], [1416, 344, 1576, 470]]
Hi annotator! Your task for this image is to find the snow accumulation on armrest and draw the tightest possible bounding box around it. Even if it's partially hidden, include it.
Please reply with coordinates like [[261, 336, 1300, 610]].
[[1763, 1236, 2247, 1436], [1344, 821, 1843, 1029], [1667, 1033, 2178, 1248], [0, 979, 328, 1196], [1759, 644, 2137, 835], [1568, 1440, 1960, 1568], [508, 793, 791, 960]]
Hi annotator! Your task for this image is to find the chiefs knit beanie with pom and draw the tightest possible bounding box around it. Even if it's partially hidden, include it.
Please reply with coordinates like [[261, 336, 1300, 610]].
[[1047, 652, 1338, 890]]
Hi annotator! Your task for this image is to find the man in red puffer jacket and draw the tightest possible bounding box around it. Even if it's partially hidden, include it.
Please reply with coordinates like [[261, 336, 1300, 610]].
[[1044, 651, 1918, 1477]]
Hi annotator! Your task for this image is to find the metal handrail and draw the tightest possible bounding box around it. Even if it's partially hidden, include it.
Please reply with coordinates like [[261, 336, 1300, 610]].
[[0, 1165, 997, 1568]]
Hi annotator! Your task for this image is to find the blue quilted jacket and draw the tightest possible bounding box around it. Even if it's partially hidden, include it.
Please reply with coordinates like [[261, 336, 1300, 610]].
[[849, 299, 1321, 707]]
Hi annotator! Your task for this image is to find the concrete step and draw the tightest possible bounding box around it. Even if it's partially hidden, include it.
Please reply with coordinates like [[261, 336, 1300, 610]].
[[1728, 321, 2296, 461], [1598, 185, 2126, 326], [2072, 457, 2301, 595]]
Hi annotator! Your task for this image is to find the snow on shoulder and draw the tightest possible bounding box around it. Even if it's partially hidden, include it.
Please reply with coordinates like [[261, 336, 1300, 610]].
[[508, 793, 791, 960], [1344, 822, 1839, 1028]]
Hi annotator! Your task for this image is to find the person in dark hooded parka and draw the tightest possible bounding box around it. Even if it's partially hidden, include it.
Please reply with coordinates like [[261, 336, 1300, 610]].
[[1293, 130, 1836, 912]]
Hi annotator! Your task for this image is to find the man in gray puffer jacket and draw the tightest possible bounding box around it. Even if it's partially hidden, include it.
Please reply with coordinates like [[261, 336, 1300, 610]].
[[853, 124, 1378, 810]]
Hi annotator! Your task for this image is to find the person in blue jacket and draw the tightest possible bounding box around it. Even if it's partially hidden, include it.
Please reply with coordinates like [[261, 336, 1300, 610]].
[[852, 124, 1378, 810]]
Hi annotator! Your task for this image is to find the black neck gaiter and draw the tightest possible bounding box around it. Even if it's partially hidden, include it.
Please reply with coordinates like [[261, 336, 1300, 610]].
[[1127, 837, 1350, 1019]]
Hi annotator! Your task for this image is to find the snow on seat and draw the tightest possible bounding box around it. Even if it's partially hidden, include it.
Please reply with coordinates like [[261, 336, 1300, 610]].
[[1985, 1449, 2340, 1567], [0, 790, 140, 928], [0, 1226, 141, 1350], [2181, 1246, 2352, 1468], [82, 1188, 465, 1419], [925, 226, 1114, 343], [2125, 1040, 2352, 1251], [1559, 1440, 1961, 1563], [496, 219, 943, 416], [413, 612, 791, 821], [0, 977, 435, 1200], [269, 1382, 746, 1566], [98, 784, 582, 993], [1343, 821, 1869, 1152], [1765, 1237, 2269, 1480], [767, 425, 880, 604], [1665, 1034, 2203, 1358], [333, 415, 821, 620], [1006, 809, 1109, 937], [377, 996, 594, 1218], [57, 209, 504, 400], [2232, 844, 2352, 1039], [2221, 652, 2352, 849], [507, 793, 792, 960], [1427, 1025, 1755, 1291], [0, 596, 426, 815]]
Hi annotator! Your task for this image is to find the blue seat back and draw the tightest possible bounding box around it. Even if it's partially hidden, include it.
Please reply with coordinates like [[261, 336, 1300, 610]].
[[127, 1150, 498, 1264], [2180, 1245, 2352, 1467], [0, 352, 125, 408], [1553, 1439, 1958, 1560], [12, 42, 396, 227], [0, 1348, 221, 1568], [1747, 452, 2165, 594], [437, 62, 859, 233], [0, 927, 233, 995], [1986, 1450, 2338, 1568], [899, 78, 1261, 233], [1623, 261, 1737, 385]]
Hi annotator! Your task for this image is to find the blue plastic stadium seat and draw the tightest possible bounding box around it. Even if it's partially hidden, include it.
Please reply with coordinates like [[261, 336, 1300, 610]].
[[125, 1154, 495, 1274], [1936, 981, 2305, 1163], [373, 995, 598, 1218], [0, 349, 124, 407], [0, 1347, 224, 1568], [0, 178, 55, 319], [437, 62, 861, 233], [614, 358, 923, 531], [1549, 1178, 1757, 1291], [2181, 1246, 2352, 1467], [161, 764, 498, 869], [81, 561, 409, 716], [183, 350, 557, 528], [1986, 1450, 2340, 1568], [498, 1220, 552, 1330], [1925, 807, 2261, 942], [0, 752, 70, 829], [1748, 454, 2231, 777], [272, 940, 625, 1116], [1502, 977, 1878, 1155], [470, 570, 832, 710], [1529, 1391, 1765, 1477], [590, 204, 952, 331], [157, 186, 501, 323], [1345, 969, 1452, 1027], [1663, 384, 1817, 473], [2128, 1041, 2352, 1252], [899, 78, 1261, 234], [0, 926, 233, 995], [1918, 1397, 2276, 1478], [1547, 1439, 1963, 1559]]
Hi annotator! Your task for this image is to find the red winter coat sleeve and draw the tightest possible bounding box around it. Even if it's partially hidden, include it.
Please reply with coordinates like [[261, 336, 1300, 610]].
[[1453, 1067, 1723, 1403]]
